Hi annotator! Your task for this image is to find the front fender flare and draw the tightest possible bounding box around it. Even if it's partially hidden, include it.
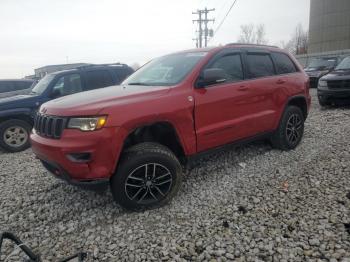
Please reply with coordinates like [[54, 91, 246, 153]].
[[0, 108, 34, 118]]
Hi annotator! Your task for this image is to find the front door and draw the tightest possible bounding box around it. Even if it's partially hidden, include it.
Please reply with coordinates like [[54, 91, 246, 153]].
[[193, 51, 255, 152]]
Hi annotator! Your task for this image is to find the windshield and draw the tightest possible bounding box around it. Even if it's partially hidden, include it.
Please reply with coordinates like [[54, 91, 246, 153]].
[[335, 56, 350, 70], [31, 74, 55, 94], [307, 58, 336, 69], [123, 52, 208, 86]]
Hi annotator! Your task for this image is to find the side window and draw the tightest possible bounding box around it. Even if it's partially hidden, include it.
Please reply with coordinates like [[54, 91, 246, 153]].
[[272, 52, 298, 74], [85, 70, 114, 90], [209, 54, 244, 83], [246, 53, 275, 78], [114, 68, 134, 83], [52, 74, 82, 97], [0, 81, 14, 93]]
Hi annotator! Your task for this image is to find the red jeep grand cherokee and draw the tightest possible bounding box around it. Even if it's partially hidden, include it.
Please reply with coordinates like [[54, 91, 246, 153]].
[[31, 44, 311, 210]]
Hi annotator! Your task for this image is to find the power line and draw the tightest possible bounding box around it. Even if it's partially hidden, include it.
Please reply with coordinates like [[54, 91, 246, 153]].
[[212, 0, 238, 38], [214, 0, 231, 25]]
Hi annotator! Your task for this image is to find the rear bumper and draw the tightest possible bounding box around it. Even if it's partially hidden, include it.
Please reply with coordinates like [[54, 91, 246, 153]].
[[30, 127, 124, 183]]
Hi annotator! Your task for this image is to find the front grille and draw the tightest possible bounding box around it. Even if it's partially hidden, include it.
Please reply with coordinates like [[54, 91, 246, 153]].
[[34, 114, 67, 139], [327, 80, 350, 89]]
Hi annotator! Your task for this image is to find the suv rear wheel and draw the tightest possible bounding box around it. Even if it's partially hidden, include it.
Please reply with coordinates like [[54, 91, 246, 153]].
[[0, 119, 32, 153], [111, 142, 182, 211], [271, 106, 305, 150]]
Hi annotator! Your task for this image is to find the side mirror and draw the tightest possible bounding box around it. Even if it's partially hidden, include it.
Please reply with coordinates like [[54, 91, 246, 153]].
[[198, 68, 227, 87]]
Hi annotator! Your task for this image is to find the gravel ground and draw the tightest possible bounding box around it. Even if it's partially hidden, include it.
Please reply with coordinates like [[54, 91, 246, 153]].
[[0, 89, 350, 262]]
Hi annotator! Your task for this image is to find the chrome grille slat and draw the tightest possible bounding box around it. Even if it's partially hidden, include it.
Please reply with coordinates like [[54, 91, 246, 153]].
[[34, 113, 65, 139]]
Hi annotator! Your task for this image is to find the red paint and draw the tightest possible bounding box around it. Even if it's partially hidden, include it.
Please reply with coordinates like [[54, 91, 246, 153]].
[[30, 45, 311, 181]]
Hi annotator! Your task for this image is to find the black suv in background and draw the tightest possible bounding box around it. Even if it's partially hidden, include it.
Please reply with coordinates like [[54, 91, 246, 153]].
[[304, 57, 340, 88], [0, 79, 36, 99], [318, 56, 350, 106], [0, 63, 134, 152]]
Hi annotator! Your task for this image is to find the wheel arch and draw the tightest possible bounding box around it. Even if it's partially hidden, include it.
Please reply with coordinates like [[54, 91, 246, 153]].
[[0, 115, 34, 126], [285, 95, 308, 120], [0, 109, 34, 126], [113, 121, 187, 173]]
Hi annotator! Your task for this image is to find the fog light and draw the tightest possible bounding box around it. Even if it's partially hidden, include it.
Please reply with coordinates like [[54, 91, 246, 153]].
[[66, 153, 92, 163]]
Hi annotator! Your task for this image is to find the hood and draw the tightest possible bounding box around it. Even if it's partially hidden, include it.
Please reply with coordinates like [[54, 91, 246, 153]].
[[42, 84, 171, 116], [305, 68, 330, 77], [321, 69, 350, 81], [0, 94, 39, 111]]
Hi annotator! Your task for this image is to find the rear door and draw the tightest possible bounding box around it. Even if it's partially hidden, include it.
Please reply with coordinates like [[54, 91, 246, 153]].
[[83, 70, 115, 91], [194, 50, 256, 152], [241, 51, 280, 134]]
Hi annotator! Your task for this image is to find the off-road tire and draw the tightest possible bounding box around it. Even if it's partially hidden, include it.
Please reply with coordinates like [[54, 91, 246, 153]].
[[0, 119, 32, 153], [111, 142, 182, 211], [271, 106, 305, 151]]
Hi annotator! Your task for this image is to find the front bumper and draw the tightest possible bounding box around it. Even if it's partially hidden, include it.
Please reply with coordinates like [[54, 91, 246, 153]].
[[317, 88, 350, 103], [30, 127, 124, 183]]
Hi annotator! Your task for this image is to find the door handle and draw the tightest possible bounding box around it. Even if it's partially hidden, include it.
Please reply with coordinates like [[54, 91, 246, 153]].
[[276, 79, 286, 84], [238, 85, 249, 91]]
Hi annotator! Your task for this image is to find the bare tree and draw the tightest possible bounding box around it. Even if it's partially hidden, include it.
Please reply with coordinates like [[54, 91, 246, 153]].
[[255, 24, 267, 45], [283, 24, 308, 55], [237, 23, 268, 44]]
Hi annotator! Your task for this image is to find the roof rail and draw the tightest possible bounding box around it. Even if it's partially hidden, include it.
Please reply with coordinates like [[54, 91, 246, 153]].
[[76, 63, 129, 69], [226, 43, 279, 48]]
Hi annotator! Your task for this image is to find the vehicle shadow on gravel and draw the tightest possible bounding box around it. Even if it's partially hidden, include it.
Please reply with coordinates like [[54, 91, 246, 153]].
[[182, 140, 273, 186], [320, 105, 350, 111]]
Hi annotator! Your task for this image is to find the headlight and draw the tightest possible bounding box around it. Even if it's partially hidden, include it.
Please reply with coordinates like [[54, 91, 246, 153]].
[[67, 116, 107, 131], [318, 80, 328, 88]]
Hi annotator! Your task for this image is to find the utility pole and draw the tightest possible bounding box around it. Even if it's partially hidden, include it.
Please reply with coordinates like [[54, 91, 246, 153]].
[[203, 8, 215, 48], [192, 8, 215, 48], [192, 38, 199, 48], [192, 10, 203, 48]]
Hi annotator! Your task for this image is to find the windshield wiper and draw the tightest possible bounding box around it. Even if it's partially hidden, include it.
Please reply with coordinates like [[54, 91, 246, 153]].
[[127, 82, 150, 86]]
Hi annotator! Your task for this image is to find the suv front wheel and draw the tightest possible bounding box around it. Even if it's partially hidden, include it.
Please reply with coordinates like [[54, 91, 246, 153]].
[[271, 106, 305, 151], [111, 142, 183, 211], [0, 119, 32, 153]]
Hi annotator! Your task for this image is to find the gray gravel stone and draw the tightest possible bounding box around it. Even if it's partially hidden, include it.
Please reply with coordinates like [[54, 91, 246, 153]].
[[0, 90, 350, 261]]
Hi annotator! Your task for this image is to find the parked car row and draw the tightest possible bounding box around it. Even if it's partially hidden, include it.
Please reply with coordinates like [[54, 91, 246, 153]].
[[303, 56, 350, 106], [0, 63, 134, 152], [24, 44, 311, 210]]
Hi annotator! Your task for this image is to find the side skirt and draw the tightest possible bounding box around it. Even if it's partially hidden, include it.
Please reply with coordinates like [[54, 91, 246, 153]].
[[186, 131, 274, 168]]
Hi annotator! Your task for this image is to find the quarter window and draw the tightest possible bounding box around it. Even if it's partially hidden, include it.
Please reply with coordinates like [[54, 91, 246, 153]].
[[272, 52, 297, 74], [246, 54, 275, 78], [85, 70, 114, 90], [209, 54, 244, 83]]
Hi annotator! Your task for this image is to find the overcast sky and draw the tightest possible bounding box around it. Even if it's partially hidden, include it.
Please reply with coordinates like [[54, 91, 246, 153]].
[[0, 0, 310, 78]]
